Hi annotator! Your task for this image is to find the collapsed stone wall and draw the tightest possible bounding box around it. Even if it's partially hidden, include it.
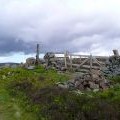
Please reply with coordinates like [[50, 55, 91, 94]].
[[44, 52, 67, 71], [102, 55, 120, 77], [23, 50, 119, 91], [57, 51, 120, 91], [57, 70, 112, 91]]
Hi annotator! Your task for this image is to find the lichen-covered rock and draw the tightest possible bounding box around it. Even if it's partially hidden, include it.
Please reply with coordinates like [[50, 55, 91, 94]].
[[102, 56, 120, 77], [44, 52, 67, 72], [57, 70, 111, 91], [26, 57, 36, 66], [26, 66, 35, 70]]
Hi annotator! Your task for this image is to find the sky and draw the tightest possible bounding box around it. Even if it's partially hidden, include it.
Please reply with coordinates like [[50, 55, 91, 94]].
[[0, 0, 120, 63]]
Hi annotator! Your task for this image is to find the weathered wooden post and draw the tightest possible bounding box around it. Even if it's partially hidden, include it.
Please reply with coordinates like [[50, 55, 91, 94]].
[[79, 55, 81, 63], [113, 49, 119, 57], [70, 55, 73, 69], [64, 51, 67, 68], [35, 44, 40, 65], [89, 54, 93, 80], [90, 54, 93, 74]]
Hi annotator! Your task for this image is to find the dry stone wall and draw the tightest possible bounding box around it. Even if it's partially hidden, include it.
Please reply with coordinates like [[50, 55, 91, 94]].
[[102, 56, 120, 77]]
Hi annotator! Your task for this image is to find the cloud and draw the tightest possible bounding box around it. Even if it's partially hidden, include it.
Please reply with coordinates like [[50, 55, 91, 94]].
[[0, 36, 36, 55], [0, 0, 120, 56]]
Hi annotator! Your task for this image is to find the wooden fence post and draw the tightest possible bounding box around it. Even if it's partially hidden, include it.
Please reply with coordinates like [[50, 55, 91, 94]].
[[70, 55, 72, 69], [90, 54, 93, 73], [35, 44, 40, 65], [64, 51, 67, 68]]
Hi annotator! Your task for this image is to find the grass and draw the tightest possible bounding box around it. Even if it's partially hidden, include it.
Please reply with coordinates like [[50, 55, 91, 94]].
[[0, 66, 120, 120], [0, 66, 70, 120], [109, 75, 120, 83]]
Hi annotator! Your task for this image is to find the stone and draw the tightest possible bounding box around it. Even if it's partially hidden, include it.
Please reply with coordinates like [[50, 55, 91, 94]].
[[86, 87, 91, 91], [57, 83, 68, 89], [27, 66, 35, 70], [61, 67, 67, 71], [102, 55, 120, 77], [99, 81, 109, 90], [26, 57, 36, 65], [74, 90, 84, 95], [93, 89, 99, 92], [75, 81, 81, 88], [44, 52, 55, 61], [69, 79, 75, 84], [77, 84, 84, 90], [57, 68, 111, 91], [89, 82, 99, 89], [67, 82, 75, 89]]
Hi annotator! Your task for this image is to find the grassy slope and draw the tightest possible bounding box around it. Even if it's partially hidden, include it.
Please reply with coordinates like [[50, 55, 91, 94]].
[[0, 66, 69, 120], [0, 66, 120, 120]]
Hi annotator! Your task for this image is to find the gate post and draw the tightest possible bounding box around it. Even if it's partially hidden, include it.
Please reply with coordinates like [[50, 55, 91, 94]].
[[90, 54, 93, 74], [64, 51, 67, 68]]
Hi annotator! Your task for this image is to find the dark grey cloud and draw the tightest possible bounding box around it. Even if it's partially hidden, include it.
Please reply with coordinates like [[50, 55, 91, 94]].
[[0, 0, 120, 56], [0, 36, 36, 55]]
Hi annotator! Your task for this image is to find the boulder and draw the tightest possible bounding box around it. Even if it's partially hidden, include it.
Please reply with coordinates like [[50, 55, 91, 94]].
[[26, 66, 35, 70], [26, 57, 36, 66], [89, 82, 99, 89], [57, 83, 68, 89]]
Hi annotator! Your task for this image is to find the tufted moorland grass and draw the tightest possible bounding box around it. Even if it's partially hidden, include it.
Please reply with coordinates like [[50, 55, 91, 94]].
[[0, 66, 120, 120]]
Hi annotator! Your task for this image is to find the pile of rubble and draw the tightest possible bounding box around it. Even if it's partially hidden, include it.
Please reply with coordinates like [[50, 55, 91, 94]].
[[102, 54, 120, 77], [57, 70, 112, 91], [44, 52, 67, 71]]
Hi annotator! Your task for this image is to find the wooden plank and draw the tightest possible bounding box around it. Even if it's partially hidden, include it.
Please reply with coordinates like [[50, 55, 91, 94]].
[[67, 58, 89, 68], [82, 65, 100, 70], [67, 63, 100, 69], [79, 58, 89, 67], [70, 55, 72, 68], [64, 51, 67, 68], [90, 55, 92, 73], [69, 54, 108, 59], [94, 58, 103, 67], [70, 54, 90, 57], [56, 57, 65, 58]]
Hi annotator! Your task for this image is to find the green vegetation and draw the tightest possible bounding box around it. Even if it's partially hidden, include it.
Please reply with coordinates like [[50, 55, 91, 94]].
[[110, 75, 120, 83], [0, 66, 69, 120], [0, 66, 120, 120]]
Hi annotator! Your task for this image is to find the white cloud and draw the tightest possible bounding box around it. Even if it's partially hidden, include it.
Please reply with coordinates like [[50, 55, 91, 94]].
[[0, 0, 120, 61]]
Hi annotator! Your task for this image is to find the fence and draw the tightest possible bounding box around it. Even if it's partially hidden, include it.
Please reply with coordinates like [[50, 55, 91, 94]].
[[54, 51, 109, 72]]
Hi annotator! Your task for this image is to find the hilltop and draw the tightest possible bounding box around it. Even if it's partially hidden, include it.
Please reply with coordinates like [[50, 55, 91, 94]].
[[0, 66, 120, 120]]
